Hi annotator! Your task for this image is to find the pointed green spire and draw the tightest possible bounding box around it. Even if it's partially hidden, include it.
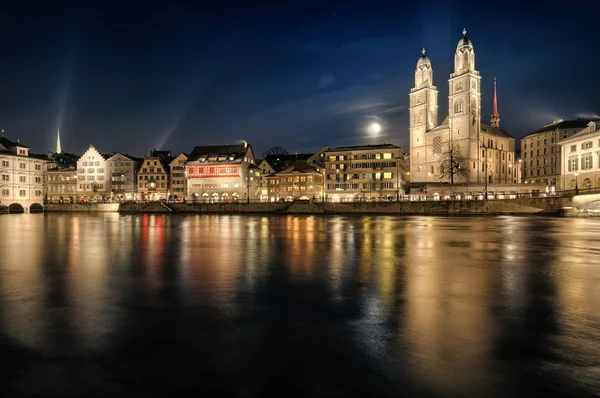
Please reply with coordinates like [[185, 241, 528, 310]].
[[56, 128, 62, 154]]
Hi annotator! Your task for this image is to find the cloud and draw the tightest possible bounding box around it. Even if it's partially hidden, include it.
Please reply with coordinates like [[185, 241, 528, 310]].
[[318, 73, 335, 89], [215, 76, 411, 153]]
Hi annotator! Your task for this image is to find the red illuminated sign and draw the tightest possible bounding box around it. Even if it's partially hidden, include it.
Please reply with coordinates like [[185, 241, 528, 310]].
[[187, 165, 240, 178]]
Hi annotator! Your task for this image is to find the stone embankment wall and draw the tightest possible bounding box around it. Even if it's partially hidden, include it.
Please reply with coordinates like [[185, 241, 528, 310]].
[[116, 197, 569, 215], [319, 197, 569, 215], [44, 203, 120, 212], [39, 197, 573, 215]]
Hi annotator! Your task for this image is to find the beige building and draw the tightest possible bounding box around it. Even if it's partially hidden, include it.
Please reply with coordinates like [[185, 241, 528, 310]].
[[46, 167, 77, 202], [0, 136, 47, 212], [409, 29, 516, 184], [257, 159, 276, 202], [137, 150, 172, 201], [324, 144, 408, 202], [77, 145, 110, 201], [169, 153, 188, 201], [266, 160, 324, 202], [106, 153, 140, 200], [521, 119, 598, 186], [559, 121, 600, 191], [185, 143, 259, 202]]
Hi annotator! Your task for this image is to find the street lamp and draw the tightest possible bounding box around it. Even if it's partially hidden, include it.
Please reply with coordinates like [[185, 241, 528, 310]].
[[575, 171, 579, 195], [247, 169, 254, 203], [507, 164, 512, 184]]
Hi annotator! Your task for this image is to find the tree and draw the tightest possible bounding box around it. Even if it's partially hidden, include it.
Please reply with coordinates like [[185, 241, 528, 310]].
[[437, 142, 469, 184], [262, 146, 290, 158]]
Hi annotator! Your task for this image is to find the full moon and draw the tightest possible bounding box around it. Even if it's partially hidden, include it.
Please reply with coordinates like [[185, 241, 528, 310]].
[[370, 123, 381, 134]]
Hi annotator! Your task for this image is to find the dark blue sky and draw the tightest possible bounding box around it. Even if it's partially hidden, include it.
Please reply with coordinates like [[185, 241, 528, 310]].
[[1, 0, 598, 157]]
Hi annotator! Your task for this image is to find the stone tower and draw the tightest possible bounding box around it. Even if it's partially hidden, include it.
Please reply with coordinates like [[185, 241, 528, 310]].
[[409, 48, 438, 182], [447, 29, 481, 182]]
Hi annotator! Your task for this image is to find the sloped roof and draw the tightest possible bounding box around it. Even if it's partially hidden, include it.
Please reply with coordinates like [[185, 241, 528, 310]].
[[275, 160, 320, 175], [0, 136, 29, 149], [188, 144, 250, 162], [481, 124, 514, 138], [327, 144, 400, 152], [558, 123, 600, 144], [525, 119, 600, 137]]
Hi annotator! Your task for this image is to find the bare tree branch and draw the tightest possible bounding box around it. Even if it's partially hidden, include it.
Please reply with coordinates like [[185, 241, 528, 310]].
[[262, 146, 290, 157], [437, 142, 469, 184]]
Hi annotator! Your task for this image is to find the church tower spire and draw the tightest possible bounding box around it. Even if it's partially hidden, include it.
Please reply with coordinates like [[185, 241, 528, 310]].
[[490, 78, 500, 128], [56, 128, 62, 154], [409, 48, 439, 182]]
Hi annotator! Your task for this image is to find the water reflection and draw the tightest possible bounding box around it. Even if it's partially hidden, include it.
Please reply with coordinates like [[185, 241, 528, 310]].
[[0, 214, 599, 396]]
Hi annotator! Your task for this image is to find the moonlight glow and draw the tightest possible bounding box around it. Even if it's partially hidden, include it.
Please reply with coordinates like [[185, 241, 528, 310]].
[[370, 123, 381, 134]]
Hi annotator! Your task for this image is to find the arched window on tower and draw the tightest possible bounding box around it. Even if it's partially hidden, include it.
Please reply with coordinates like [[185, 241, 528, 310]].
[[454, 100, 463, 114]]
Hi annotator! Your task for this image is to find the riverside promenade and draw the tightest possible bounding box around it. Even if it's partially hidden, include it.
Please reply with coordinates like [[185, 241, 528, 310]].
[[39, 195, 593, 216]]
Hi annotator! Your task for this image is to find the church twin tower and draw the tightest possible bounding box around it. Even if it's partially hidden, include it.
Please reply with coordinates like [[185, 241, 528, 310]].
[[409, 29, 514, 185]]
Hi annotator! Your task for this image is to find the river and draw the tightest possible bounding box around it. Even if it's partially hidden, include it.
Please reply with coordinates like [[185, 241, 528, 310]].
[[1, 214, 599, 397]]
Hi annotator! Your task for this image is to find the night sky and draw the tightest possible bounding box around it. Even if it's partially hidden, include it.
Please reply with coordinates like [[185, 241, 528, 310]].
[[1, 0, 599, 157]]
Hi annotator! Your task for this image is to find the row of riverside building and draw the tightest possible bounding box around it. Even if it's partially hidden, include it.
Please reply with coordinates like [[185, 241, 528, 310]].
[[0, 133, 411, 212], [2, 116, 599, 214], [1, 29, 598, 212]]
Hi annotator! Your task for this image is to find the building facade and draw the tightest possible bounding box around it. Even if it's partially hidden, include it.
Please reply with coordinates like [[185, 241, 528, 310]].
[[76, 145, 110, 201], [324, 144, 408, 202], [266, 160, 324, 202], [137, 150, 172, 201], [106, 153, 140, 200], [257, 159, 276, 202], [521, 119, 599, 186], [169, 153, 188, 201], [409, 30, 516, 184], [46, 167, 77, 202], [185, 143, 258, 202], [559, 121, 600, 191], [0, 136, 47, 212]]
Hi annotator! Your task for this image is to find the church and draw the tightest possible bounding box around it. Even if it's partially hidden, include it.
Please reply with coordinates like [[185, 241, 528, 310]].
[[409, 29, 516, 184]]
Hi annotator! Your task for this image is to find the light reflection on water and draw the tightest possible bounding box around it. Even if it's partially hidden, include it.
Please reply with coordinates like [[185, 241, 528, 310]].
[[0, 214, 600, 397]]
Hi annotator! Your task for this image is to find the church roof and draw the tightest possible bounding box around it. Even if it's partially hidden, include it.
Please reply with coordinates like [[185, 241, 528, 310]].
[[457, 29, 473, 51], [481, 124, 514, 138], [417, 48, 431, 67]]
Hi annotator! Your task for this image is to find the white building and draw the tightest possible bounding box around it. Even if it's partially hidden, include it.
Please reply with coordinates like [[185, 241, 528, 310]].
[[0, 135, 48, 212], [409, 29, 516, 184], [76, 145, 110, 201], [559, 121, 600, 191], [106, 153, 140, 200]]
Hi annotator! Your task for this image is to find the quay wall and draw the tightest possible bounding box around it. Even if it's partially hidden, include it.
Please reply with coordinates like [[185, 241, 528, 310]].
[[35, 196, 578, 215], [44, 203, 120, 212], [117, 197, 570, 215]]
